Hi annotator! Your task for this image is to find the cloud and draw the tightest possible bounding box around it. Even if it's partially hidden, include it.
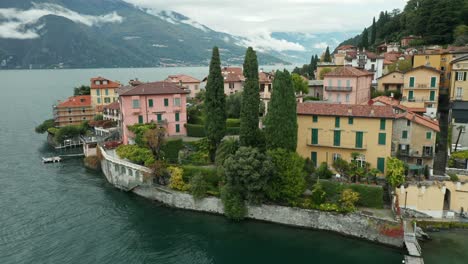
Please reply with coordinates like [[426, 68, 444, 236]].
[[239, 31, 306, 52], [313, 42, 329, 49], [0, 3, 123, 39]]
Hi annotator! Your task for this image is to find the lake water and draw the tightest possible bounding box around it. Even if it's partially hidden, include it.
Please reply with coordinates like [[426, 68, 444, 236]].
[[0, 67, 464, 263]]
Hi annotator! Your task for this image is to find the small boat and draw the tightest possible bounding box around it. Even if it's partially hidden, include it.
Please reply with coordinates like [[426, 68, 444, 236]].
[[42, 156, 62, 163]]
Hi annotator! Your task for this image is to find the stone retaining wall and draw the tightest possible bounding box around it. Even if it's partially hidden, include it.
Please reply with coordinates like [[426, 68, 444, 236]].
[[133, 185, 404, 248]]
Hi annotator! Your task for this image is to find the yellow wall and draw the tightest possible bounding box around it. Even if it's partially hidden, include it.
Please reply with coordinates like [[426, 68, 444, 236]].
[[396, 181, 468, 217], [297, 114, 392, 174], [377, 72, 404, 92], [401, 68, 439, 109], [91, 88, 118, 108], [450, 58, 468, 101], [413, 54, 441, 70]]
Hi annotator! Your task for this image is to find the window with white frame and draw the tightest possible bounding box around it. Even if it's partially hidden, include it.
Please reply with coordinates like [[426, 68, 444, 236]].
[[132, 99, 140, 108], [457, 72, 464, 81], [346, 94, 350, 102], [354, 155, 366, 168], [456, 87, 463, 98], [333, 153, 341, 161], [336, 94, 341, 103]]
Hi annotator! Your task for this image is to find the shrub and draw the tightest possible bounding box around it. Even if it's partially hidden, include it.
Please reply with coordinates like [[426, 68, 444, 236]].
[[127, 123, 158, 147], [116, 145, 155, 166], [226, 118, 241, 127], [316, 162, 333, 179], [215, 138, 240, 166], [386, 157, 405, 188], [311, 182, 326, 205], [190, 172, 209, 199], [303, 96, 320, 101], [221, 185, 247, 221], [53, 124, 88, 143], [266, 149, 306, 204], [320, 180, 384, 208], [226, 127, 240, 135], [94, 114, 104, 121], [448, 173, 459, 182], [35, 119, 55, 134], [186, 124, 206, 137], [318, 203, 340, 212], [339, 189, 359, 212], [181, 166, 219, 192], [162, 139, 183, 163], [168, 166, 190, 191]]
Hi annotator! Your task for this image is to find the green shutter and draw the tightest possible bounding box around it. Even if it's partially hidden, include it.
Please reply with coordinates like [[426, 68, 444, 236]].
[[430, 91, 435, 101], [431, 77, 436, 87], [334, 130, 341, 146], [138, 115, 143, 124], [175, 112, 180, 122], [348, 117, 354, 125], [335, 117, 340, 128], [426, 132, 432, 139], [148, 99, 153, 107], [311, 152, 317, 167], [402, 130, 408, 139], [313, 115, 318, 123], [164, 98, 169, 106], [176, 124, 180, 133], [311, 129, 318, 145], [409, 90, 414, 100], [157, 114, 162, 121], [378, 133, 386, 145], [355, 131, 363, 148], [380, 119, 386, 130], [377, 158, 385, 173], [409, 77, 415, 87]]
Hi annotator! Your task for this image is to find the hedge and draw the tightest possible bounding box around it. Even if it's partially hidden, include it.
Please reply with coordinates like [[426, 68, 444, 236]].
[[226, 118, 240, 127], [319, 180, 384, 209], [226, 127, 240, 135], [186, 124, 206, 137], [181, 165, 220, 191], [162, 139, 183, 163]]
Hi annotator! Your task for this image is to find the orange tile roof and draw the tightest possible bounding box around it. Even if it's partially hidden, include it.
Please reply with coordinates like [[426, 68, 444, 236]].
[[324, 66, 374, 77], [297, 103, 395, 118], [337, 45, 357, 51], [396, 112, 440, 132], [90, 76, 121, 89], [104, 101, 120, 110], [166, 74, 201, 83], [259, 71, 274, 83], [222, 67, 245, 83], [404, 65, 441, 74], [120, 81, 188, 96], [56, 95, 92, 108]]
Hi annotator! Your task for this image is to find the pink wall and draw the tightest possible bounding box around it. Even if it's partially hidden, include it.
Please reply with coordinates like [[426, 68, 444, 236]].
[[121, 93, 187, 144], [323, 75, 371, 104], [224, 82, 243, 95]]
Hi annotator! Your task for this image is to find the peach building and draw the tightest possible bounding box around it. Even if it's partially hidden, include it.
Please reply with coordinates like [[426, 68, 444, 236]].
[[165, 74, 201, 98], [222, 67, 244, 95], [119, 82, 188, 144], [90, 77, 121, 112], [54, 95, 94, 127], [323, 67, 373, 104]]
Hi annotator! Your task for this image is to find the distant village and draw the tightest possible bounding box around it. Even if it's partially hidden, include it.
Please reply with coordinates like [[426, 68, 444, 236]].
[[43, 36, 468, 233]]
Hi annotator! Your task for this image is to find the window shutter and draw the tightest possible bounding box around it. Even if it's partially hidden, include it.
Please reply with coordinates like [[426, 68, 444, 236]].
[[378, 133, 386, 145], [464, 72, 467, 81], [355, 132, 363, 148], [312, 129, 318, 145], [377, 158, 385, 173], [311, 152, 317, 167], [334, 130, 341, 146], [409, 77, 415, 87]]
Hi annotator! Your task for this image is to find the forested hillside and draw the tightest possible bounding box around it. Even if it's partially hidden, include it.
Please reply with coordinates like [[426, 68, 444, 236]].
[[338, 0, 468, 49]]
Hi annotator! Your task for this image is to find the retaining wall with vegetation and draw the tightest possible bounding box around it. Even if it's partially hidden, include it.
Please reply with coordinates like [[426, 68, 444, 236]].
[[133, 185, 404, 248]]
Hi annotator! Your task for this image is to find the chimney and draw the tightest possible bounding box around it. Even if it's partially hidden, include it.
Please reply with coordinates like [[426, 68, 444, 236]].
[[348, 107, 352, 115], [390, 92, 394, 98], [370, 109, 375, 116]]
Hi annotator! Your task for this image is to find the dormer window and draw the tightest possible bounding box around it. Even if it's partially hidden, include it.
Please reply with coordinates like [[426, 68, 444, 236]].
[[103, 80, 108, 85], [94, 81, 100, 85]]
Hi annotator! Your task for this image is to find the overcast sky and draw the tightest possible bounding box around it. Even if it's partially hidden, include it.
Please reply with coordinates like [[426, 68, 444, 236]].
[[125, 0, 407, 36]]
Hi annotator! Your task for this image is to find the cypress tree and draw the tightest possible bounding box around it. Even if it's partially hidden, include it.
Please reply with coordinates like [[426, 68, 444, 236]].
[[205, 47, 226, 161], [360, 28, 369, 49], [309, 54, 316, 79], [240, 47, 260, 147], [324, 47, 332, 62], [371, 17, 377, 45], [264, 70, 297, 152]]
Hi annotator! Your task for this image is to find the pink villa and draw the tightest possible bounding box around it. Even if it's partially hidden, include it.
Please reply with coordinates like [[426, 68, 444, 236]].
[[323, 67, 373, 105], [119, 82, 189, 144], [222, 67, 244, 95]]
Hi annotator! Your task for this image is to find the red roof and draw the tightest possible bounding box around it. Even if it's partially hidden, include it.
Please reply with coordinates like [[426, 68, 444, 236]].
[[90, 77, 121, 89], [337, 45, 357, 51], [120, 81, 188, 96], [56, 95, 92, 108], [396, 112, 440, 132], [104, 101, 120, 110], [404, 65, 441, 74], [384, 51, 403, 63], [166, 74, 201, 83], [324, 66, 374, 77], [222, 67, 245, 83], [297, 103, 395, 118], [259, 71, 274, 83]]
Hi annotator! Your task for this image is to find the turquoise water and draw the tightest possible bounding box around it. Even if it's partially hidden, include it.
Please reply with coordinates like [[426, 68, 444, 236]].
[[0, 68, 413, 263]]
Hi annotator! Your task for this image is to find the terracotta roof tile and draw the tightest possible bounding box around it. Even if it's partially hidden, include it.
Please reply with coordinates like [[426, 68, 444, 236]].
[[324, 66, 374, 77], [222, 67, 245, 83], [104, 101, 120, 110], [337, 45, 357, 51], [166, 74, 201, 83], [297, 103, 395, 118], [396, 112, 440, 132], [56, 95, 92, 108], [259, 71, 274, 83], [120, 81, 188, 96], [90, 77, 121, 89]]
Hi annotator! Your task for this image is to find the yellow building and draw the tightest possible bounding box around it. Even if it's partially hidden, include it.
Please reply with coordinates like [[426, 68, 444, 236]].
[[401, 66, 440, 114], [297, 103, 395, 174], [90, 77, 121, 112], [450, 55, 468, 101], [396, 181, 468, 218], [376, 71, 404, 93]]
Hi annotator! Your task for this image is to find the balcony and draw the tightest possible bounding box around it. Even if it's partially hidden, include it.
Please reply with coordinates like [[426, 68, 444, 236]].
[[405, 84, 438, 89], [401, 96, 437, 103], [306, 138, 367, 150], [324, 86, 353, 92]]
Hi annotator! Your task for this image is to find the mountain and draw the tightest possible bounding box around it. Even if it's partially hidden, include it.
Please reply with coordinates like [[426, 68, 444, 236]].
[[0, 0, 289, 69], [337, 0, 468, 50], [269, 32, 359, 64]]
